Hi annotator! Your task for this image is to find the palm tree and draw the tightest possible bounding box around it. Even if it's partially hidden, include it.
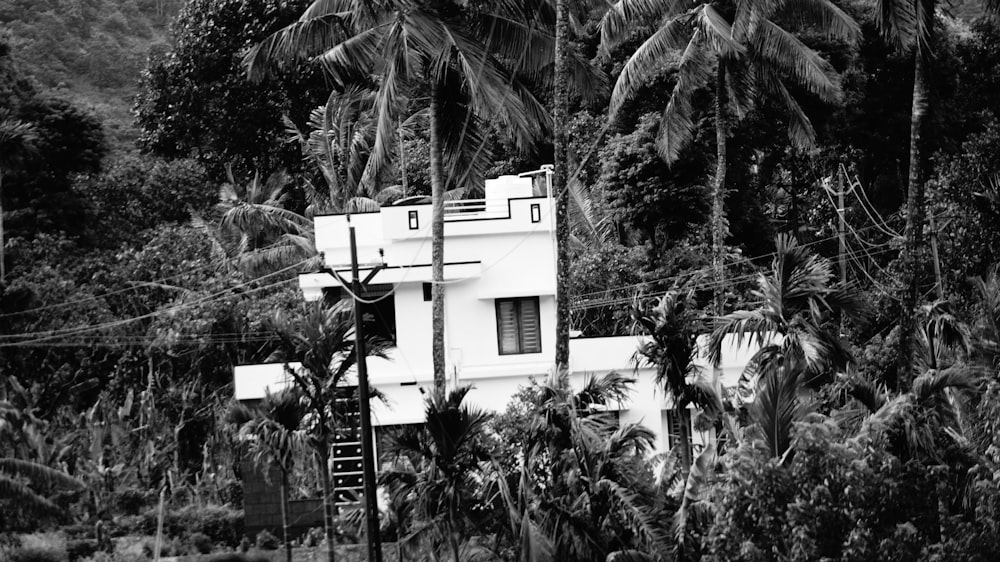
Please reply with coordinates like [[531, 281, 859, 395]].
[[379, 386, 494, 562], [505, 371, 670, 561], [219, 88, 405, 275], [245, 0, 571, 396], [0, 110, 37, 281], [266, 301, 389, 562], [601, 0, 859, 314], [709, 234, 867, 396], [228, 388, 308, 562], [632, 292, 722, 472], [886, 0, 1000, 387]]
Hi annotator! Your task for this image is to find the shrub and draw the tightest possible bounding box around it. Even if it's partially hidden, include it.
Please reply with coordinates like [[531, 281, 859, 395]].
[[140, 537, 188, 559], [205, 554, 269, 562], [189, 532, 213, 555], [65, 541, 97, 562], [112, 489, 151, 516], [302, 528, 324, 548], [254, 530, 279, 551], [178, 505, 243, 548], [128, 504, 244, 548], [60, 526, 93, 540], [8, 547, 67, 562]]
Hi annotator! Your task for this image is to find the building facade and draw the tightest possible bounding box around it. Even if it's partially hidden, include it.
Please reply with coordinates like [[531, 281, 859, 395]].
[[235, 169, 756, 453]]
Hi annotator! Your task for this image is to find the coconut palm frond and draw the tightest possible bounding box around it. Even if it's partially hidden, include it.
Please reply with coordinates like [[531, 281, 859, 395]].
[[601, 480, 673, 556], [601, 0, 677, 49], [750, 372, 807, 459], [576, 371, 635, 411]]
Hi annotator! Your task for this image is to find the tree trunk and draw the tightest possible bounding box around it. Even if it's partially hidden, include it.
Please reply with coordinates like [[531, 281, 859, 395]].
[[316, 442, 336, 562], [0, 169, 5, 281], [898, 47, 929, 390], [711, 65, 729, 317], [553, 0, 571, 371], [676, 405, 692, 474], [429, 83, 447, 397], [449, 527, 462, 562], [280, 469, 293, 562]]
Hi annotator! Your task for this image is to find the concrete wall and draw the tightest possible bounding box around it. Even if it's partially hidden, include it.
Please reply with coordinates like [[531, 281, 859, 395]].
[[241, 461, 324, 541]]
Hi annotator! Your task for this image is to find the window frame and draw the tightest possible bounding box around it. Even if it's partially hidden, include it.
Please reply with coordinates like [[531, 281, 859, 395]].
[[495, 296, 542, 355]]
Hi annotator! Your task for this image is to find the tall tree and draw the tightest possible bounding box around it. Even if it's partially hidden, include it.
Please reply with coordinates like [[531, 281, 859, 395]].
[[601, 0, 858, 314], [134, 0, 328, 176], [380, 386, 494, 561], [503, 372, 668, 561], [632, 292, 722, 472], [882, 0, 999, 387], [709, 234, 867, 394], [0, 110, 37, 281], [228, 388, 307, 562], [245, 0, 559, 395], [553, 0, 572, 372], [267, 301, 388, 562]]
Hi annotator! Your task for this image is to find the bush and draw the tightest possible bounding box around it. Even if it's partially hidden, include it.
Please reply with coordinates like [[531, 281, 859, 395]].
[[205, 554, 269, 562], [255, 530, 279, 551], [302, 527, 324, 548], [8, 547, 67, 562], [112, 489, 151, 516], [127, 504, 244, 548], [65, 541, 97, 562], [140, 537, 188, 559], [60, 526, 93, 540], [189, 532, 213, 555]]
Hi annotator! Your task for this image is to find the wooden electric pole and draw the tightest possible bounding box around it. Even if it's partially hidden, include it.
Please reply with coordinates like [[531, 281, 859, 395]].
[[348, 220, 383, 562]]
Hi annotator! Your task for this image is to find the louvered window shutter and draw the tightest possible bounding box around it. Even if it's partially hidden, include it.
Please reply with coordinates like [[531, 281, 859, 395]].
[[518, 298, 541, 353], [497, 299, 520, 354], [496, 297, 542, 354]]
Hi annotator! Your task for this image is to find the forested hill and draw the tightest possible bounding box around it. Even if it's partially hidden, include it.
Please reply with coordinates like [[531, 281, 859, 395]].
[[0, 0, 184, 149]]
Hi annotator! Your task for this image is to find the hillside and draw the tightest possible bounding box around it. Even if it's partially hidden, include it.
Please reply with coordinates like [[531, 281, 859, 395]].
[[0, 0, 183, 150]]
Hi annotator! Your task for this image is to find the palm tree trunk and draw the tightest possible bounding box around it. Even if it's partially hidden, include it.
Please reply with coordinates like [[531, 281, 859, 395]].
[[316, 442, 336, 562], [449, 528, 462, 562], [280, 469, 293, 562], [676, 405, 692, 474], [553, 0, 571, 371], [429, 83, 447, 397], [0, 169, 5, 281], [898, 47, 929, 390], [711, 65, 729, 317]]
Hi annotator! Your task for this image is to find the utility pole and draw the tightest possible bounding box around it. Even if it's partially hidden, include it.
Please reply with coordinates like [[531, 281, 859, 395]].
[[348, 220, 383, 562]]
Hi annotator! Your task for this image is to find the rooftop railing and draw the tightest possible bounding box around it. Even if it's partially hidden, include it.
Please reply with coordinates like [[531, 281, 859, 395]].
[[443, 198, 511, 220]]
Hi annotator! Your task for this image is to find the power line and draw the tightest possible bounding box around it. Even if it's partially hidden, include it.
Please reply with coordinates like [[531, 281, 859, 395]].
[[0, 260, 307, 346], [0, 259, 235, 319]]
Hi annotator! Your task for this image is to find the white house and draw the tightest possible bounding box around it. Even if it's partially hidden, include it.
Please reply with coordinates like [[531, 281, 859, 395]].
[[234, 168, 757, 455]]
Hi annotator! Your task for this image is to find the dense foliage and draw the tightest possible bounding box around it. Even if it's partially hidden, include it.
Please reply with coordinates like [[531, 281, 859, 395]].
[[6, 0, 1000, 561]]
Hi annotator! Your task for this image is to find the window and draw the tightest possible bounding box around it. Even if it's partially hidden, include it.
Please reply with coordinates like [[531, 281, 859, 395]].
[[530, 203, 541, 223], [496, 297, 541, 355], [664, 409, 692, 453], [422, 282, 432, 301], [408, 210, 419, 230]]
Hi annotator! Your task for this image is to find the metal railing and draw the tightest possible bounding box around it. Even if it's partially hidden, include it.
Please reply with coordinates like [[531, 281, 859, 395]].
[[443, 198, 510, 220]]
